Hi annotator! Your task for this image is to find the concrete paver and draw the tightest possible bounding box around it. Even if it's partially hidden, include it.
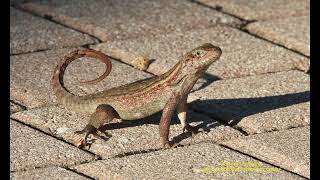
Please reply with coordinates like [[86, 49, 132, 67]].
[[10, 0, 29, 5], [10, 101, 26, 115], [10, 120, 95, 172], [72, 142, 304, 179], [221, 126, 310, 178], [11, 104, 243, 159], [10, 1, 310, 179], [10, 48, 151, 108], [195, 0, 310, 20], [11, 105, 243, 159], [246, 15, 310, 56], [188, 70, 309, 134], [10, 7, 97, 54], [236, 102, 309, 134], [10, 166, 90, 180], [18, 0, 241, 41], [92, 25, 309, 78]]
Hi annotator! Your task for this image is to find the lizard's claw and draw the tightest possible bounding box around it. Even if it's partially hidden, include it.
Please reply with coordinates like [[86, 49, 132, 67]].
[[162, 140, 174, 149], [182, 124, 198, 137], [74, 129, 86, 135], [92, 130, 110, 141], [74, 125, 95, 148], [74, 125, 110, 148], [75, 132, 89, 148]]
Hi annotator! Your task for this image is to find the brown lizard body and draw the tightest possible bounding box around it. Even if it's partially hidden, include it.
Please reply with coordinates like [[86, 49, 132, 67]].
[[52, 43, 221, 148]]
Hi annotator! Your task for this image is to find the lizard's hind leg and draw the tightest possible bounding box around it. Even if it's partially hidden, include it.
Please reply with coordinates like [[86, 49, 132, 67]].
[[75, 104, 116, 148]]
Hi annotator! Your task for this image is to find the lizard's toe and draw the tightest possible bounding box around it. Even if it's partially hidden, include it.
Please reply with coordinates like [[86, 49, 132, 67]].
[[74, 130, 85, 135], [92, 130, 110, 141], [182, 124, 198, 137], [74, 128, 91, 148], [162, 140, 175, 149], [75, 136, 87, 148]]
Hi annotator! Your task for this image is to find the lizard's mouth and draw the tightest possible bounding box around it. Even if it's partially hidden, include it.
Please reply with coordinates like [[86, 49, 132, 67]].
[[202, 43, 222, 59]]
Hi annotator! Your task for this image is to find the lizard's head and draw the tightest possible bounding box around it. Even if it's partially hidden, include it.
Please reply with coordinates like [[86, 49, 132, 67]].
[[181, 43, 222, 76]]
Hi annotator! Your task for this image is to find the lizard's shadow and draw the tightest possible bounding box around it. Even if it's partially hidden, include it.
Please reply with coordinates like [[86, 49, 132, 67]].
[[190, 73, 221, 93], [100, 90, 309, 144]]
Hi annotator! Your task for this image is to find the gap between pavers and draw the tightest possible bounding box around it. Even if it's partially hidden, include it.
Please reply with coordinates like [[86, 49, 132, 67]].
[[17, 0, 241, 42], [246, 15, 310, 57], [10, 120, 96, 172], [71, 142, 305, 180], [10, 101, 26, 115], [195, 0, 309, 21], [91, 25, 309, 78], [188, 70, 309, 135], [220, 126, 310, 178], [10, 47, 152, 109], [10, 7, 98, 55], [10, 166, 90, 180], [11, 105, 243, 159]]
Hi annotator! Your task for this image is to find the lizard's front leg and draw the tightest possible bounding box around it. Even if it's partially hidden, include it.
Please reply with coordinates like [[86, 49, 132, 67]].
[[159, 96, 177, 149], [75, 104, 116, 148], [176, 95, 198, 135]]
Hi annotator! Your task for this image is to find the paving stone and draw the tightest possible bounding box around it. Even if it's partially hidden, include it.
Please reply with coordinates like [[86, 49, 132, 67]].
[[10, 48, 151, 108], [196, 0, 310, 20], [10, 7, 98, 54], [221, 126, 310, 178], [10, 0, 30, 5], [10, 101, 26, 115], [246, 16, 310, 56], [11, 105, 243, 159], [72, 142, 304, 179], [188, 70, 310, 134], [91, 25, 309, 78], [10, 120, 95, 172], [236, 102, 309, 134], [10, 166, 90, 180], [18, 0, 241, 41]]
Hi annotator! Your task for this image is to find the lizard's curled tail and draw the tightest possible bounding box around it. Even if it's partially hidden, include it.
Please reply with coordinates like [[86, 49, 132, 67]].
[[52, 49, 112, 107]]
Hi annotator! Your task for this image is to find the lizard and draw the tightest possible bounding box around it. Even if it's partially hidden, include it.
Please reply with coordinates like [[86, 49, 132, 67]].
[[52, 43, 222, 148]]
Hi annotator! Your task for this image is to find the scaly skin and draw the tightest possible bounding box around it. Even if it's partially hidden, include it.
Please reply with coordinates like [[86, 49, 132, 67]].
[[52, 44, 222, 148]]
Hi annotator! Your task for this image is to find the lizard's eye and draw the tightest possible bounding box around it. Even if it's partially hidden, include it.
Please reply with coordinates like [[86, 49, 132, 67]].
[[192, 49, 206, 58]]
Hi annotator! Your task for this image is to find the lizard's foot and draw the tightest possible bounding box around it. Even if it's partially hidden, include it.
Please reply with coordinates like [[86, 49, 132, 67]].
[[92, 130, 110, 141], [162, 140, 174, 149], [74, 125, 110, 148], [74, 125, 97, 148], [161, 137, 177, 149], [182, 124, 198, 137], [74, 132, 88, 148]]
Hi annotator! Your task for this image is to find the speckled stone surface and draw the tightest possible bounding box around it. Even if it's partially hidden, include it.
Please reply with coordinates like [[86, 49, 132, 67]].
[[221, 126, 310, 178], [10, 1, 310, 178], [10, 0, 30, 5], [72, 143, 304, 180], [11, 105, 243, 159], [18, 0, 241, 41], [10, 167, 90, 180], [236, 102, 309, 134], [10, 7, 98, 54], [10, 120, 95, 172], [195, 0, 310, 20], [10, 101, 26, 115], [10, 48, 151, 108], [246, 15, 310, 56], [188, 70, 309, 134], [91, 25, 309, 77]]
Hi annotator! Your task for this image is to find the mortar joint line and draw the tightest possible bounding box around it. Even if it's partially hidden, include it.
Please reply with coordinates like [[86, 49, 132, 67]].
[[11, 118, 102, 159]]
